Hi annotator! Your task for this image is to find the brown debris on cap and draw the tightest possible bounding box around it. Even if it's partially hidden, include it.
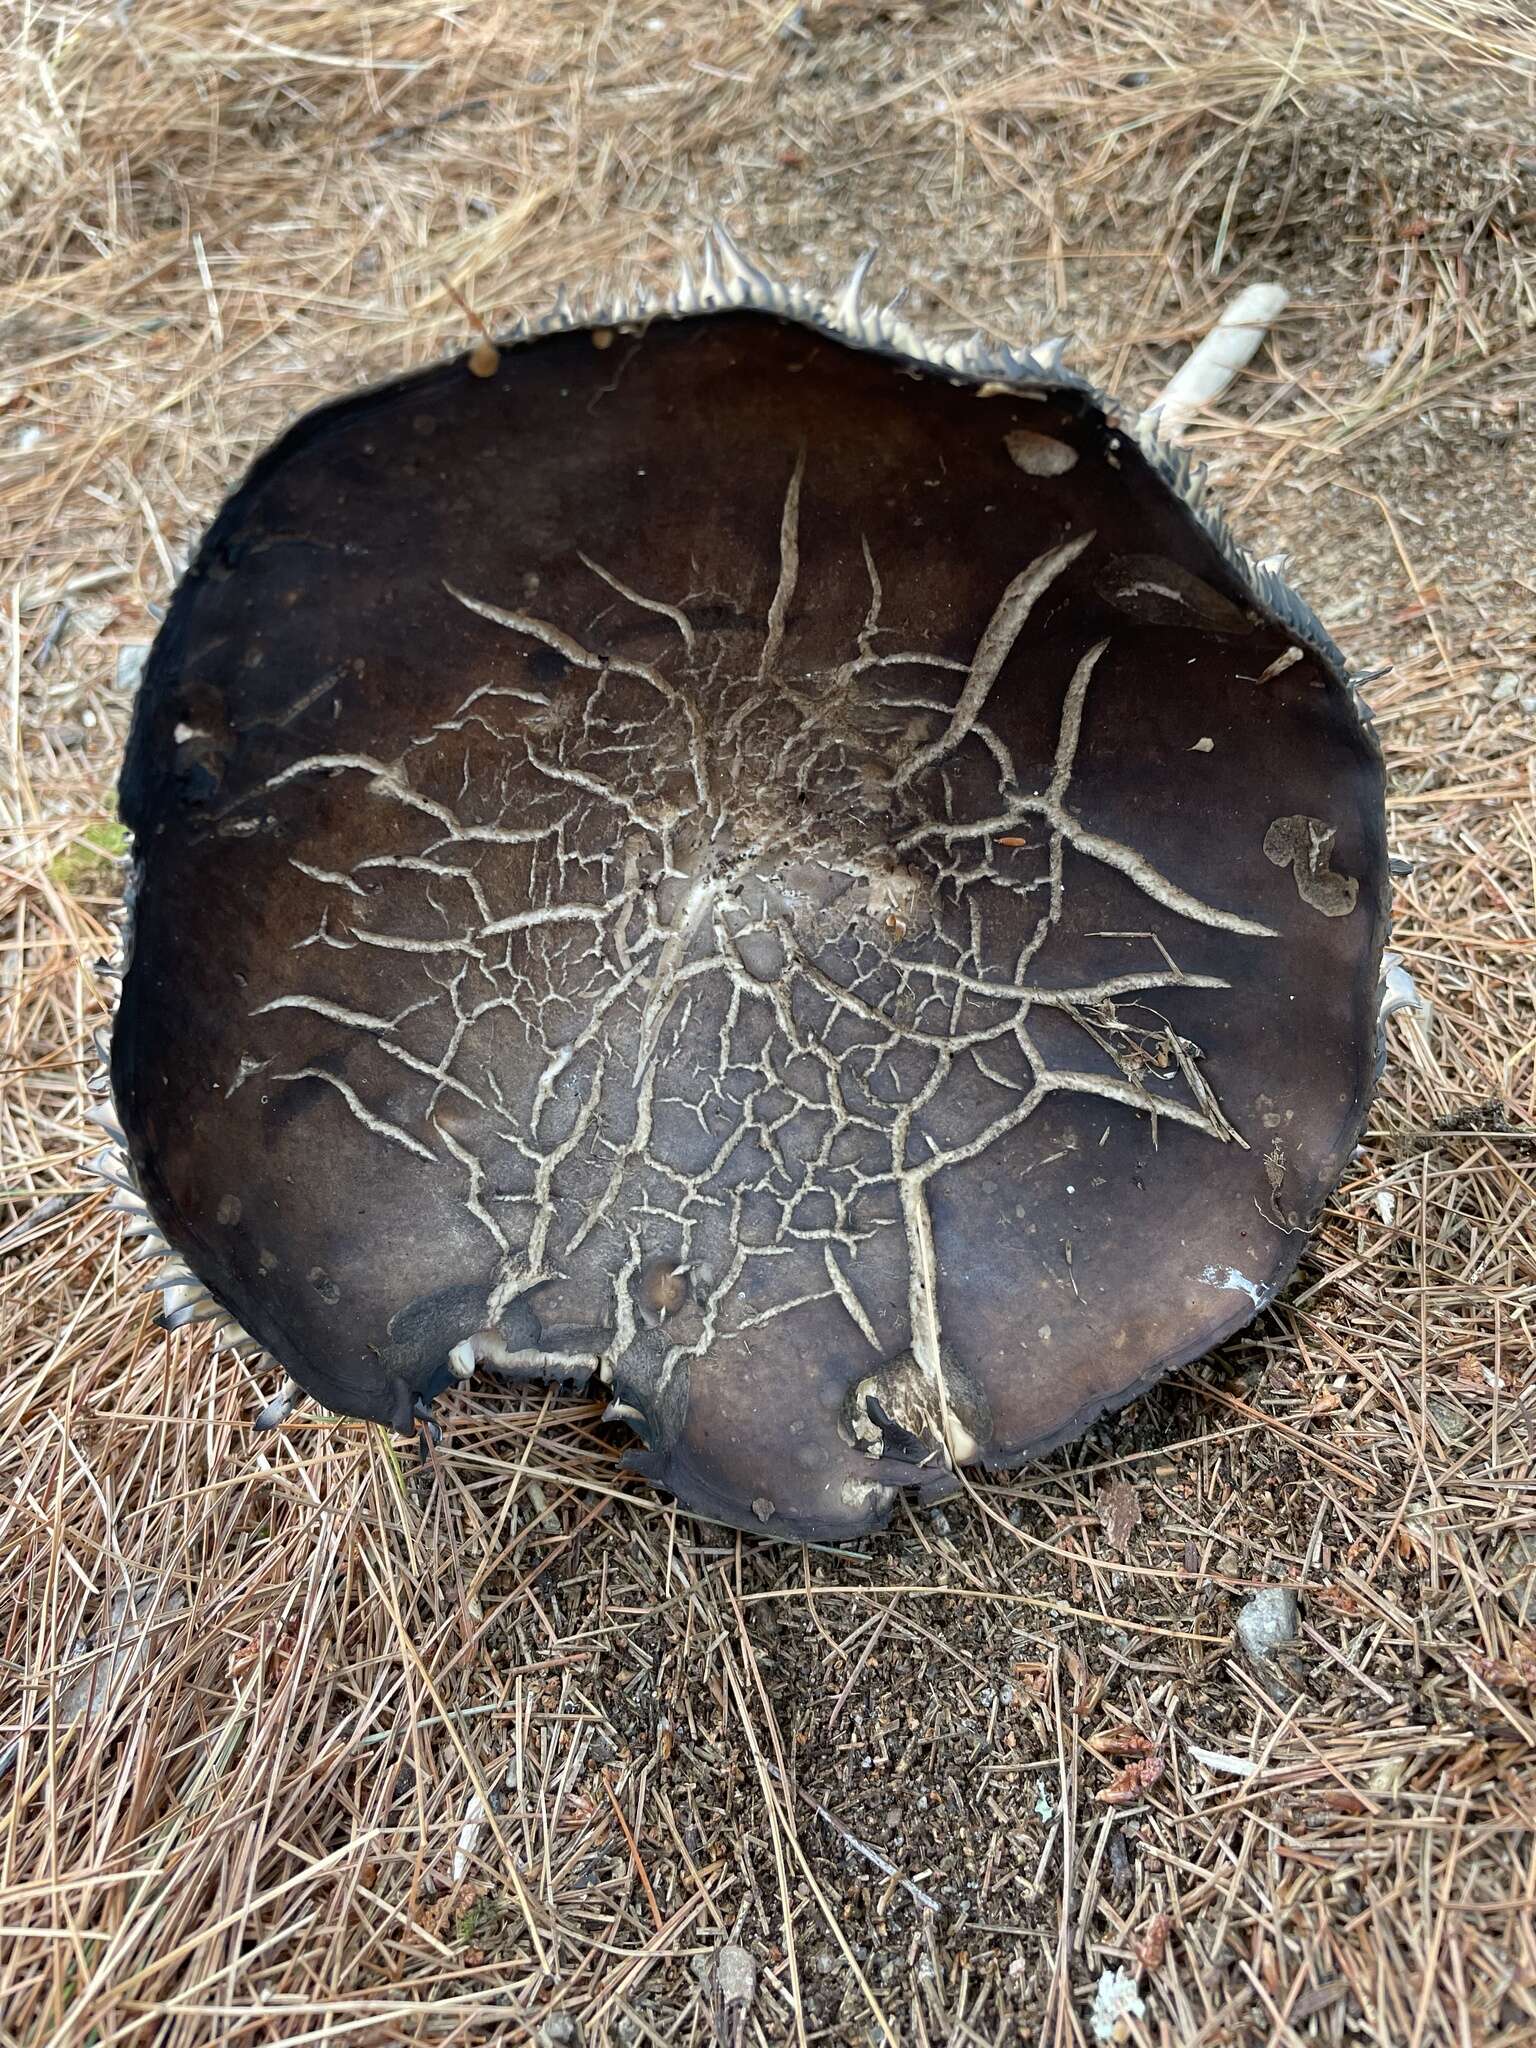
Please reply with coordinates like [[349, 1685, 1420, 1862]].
[[110, 250, 1387, 1541]]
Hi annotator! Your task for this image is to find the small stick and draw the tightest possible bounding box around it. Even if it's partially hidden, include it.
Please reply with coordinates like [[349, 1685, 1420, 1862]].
[[443, 277, 500, 378], [603, 1769, 665, 1933], [1146, 282, 1290, 438]]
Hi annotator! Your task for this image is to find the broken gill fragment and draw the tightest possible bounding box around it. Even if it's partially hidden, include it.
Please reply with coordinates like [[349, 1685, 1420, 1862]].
[[106, 235, 1388, 1540]]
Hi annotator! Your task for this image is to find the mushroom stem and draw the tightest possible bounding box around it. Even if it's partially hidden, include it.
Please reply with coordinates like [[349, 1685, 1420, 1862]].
[[1146, 282, 1290, 438]]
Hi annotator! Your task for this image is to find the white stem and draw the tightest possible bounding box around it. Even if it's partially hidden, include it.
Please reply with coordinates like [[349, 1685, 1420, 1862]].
[[1146, 282, 1290, 437]]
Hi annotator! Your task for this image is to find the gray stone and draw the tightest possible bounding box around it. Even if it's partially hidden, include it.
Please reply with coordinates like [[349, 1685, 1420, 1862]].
[[1237, 1585, 1299, 1660], [115, 643, 150, 692]]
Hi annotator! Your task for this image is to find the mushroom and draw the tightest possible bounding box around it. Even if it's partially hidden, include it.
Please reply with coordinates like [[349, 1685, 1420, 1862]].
[[106, 236, 1387, 1540]]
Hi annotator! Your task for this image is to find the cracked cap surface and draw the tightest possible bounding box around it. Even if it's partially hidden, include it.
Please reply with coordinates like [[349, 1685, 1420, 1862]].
[[113, 308, 1387, 1540]]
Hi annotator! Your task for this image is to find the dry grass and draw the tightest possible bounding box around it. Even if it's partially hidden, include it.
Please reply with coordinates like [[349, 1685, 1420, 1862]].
[[3, 3, 1535, 2043]]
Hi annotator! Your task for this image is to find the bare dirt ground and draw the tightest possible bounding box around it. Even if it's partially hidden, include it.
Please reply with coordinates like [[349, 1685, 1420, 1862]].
[[2, 4, 1534, 2043]]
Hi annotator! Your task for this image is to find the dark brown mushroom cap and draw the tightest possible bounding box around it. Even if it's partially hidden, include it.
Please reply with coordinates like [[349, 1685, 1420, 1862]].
[[113, 303, 1387, 1540]]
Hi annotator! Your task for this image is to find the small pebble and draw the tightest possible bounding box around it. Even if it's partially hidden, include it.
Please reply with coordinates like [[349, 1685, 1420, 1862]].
[[1427, 1395, 1471, 1444], [116, 644, 150, 692], [1237, 1585, 1298, 1660], [708, 1944, 758, 2045]]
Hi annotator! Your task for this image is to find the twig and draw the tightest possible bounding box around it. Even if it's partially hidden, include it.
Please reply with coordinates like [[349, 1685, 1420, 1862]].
[[1146, 282, 1290, 437]]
